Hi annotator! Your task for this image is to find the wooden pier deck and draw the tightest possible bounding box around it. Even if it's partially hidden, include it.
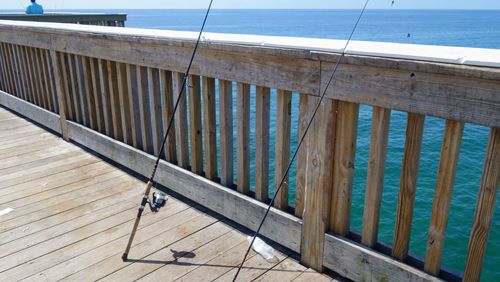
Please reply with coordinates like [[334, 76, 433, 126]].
[[0, 107, 332, 282]]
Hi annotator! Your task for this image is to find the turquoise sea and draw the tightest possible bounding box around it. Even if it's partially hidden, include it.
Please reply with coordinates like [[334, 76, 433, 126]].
[[3, 8, 499, 280]]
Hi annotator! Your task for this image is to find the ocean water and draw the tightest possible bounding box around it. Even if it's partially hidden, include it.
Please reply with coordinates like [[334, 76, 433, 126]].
[[3, 8, 498, 280]]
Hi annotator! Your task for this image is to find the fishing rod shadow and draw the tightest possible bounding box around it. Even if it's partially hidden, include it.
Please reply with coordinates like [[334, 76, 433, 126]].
[[124, 249, 302, 273]]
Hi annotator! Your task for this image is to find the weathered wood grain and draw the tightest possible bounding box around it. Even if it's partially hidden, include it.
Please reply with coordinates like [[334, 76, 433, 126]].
[[301, 97, 336, 270], [137, 65, 153, 153], [295, 94, 310, 218], [392, 113, 425, 260], [274, 89, 292, 210], [148, 67, 163, 156], [323, 233, 441, 282], [173, 71, 189, 168], [463, 127, 500, 281], [237, 82, 250, 194], [330, 101, 359, 236], [255, 85, 270, 202], [424, 120, 464, 275], [219, 79, 233, 187], [160, 69, 177, 163], [362, 106, 391, 247], [188, 74, 203, 175], [49, 50, 69, 140], [203, 76, 217, 181]]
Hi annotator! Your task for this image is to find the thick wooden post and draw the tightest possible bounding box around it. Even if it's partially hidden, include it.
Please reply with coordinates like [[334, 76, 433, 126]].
[[463, 127, 500, 281], [49, 50, 69, 141], [300, 97, 336, 271]]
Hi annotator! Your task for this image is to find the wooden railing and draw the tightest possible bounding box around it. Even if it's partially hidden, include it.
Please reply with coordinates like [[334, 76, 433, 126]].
[[0, 13, 126, 26], [0, 21, 499, 281]]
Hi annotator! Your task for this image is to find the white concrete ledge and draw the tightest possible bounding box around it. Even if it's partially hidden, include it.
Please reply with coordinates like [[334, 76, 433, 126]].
[[0, 19, 499, 68]]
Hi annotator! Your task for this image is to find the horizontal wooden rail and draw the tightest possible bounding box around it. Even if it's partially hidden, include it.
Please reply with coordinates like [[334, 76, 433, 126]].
[[0, 21, 497, 281]]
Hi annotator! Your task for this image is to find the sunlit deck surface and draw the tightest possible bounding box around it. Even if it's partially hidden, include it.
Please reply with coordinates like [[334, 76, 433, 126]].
[[0, 106, 333, 282]]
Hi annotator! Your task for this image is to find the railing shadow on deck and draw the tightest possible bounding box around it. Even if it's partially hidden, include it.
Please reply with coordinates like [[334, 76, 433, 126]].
[[0, 20, 498, 282]]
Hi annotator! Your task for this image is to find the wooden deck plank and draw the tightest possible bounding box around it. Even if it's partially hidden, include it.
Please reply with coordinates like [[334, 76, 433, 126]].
[[0, 173, 136, 229], [0, 154, 97, 189], [0, 107, 326, 282], [176, 241, 257, 282], [99, 221, 229, 281], [138, 230, 246, 281], [0, 161, 113, 199], [292, 269, 334, 282], [5, 201, 193, 281], [215, 248, 288, 281], [254, 257, 308, 282], [62, 213, 218, 281]]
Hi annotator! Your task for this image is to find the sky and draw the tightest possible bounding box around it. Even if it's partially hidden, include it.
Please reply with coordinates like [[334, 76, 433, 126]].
[[3, 0, 500, 10]]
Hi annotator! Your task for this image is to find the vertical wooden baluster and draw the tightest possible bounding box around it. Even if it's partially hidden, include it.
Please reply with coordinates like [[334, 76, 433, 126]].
[[11, 45, 23, 100], [8, 44, 21, 97], [463, 127, 500, 281], [219, 79, 233, 187], [255, 86, 270, 202], [393, 113, 425, 260], [126, 64, 139, 148], [40, 49, 53, 111], [97, 59, 111, 135], [301, 97, 336, 271], [330, 101, 360, 235], [295, 94, 310, 218], [38, 49, 50, 110], [68, 54, 82, 123], [362, 106, 391, 247], [23, 46, 35, 104], [49, 50, 69, 140], [188, 74, 203, 175], [116, 62, 132, 143], [137, 65, 153, 153], [0, 44, 7, 91], [6, 44, 17, 96], [424, 120, 464, 275], [173, 72, 189, 168], [237, 82, 250, 194], [160, 69, 176, 163], [274, 89, 292, 210], [44, 50, 58, 113], [59, 53, 74, 121], [74, 55, 89, 126], [203, 76, 217, 181], [89, 58, 104, 132], [80, 56, 96, 129], [148, 68, 163, 156], [13, 45, 26, 101], [3, 44, 15, 94], [107, 60, 123, 140], [32, 48, 44, 107]]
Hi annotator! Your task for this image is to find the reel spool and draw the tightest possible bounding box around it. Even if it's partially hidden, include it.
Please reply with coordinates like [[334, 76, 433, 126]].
[[148, 192, 167, 212]]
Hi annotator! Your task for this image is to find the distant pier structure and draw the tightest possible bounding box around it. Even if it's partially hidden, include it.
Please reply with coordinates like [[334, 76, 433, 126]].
[[0, 13, 126, 26]]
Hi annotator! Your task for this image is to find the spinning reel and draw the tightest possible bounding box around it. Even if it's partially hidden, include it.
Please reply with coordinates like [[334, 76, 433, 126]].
[[148, 192, 167, 213]]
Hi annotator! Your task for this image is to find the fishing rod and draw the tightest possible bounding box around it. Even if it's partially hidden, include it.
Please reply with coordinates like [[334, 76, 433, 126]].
[[232, 0, 371, 280], [122, 0, 214, 261]]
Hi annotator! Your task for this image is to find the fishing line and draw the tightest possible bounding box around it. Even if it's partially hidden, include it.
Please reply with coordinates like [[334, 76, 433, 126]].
[[122, 0, 214, 261], [232, 0, 371, 280]]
